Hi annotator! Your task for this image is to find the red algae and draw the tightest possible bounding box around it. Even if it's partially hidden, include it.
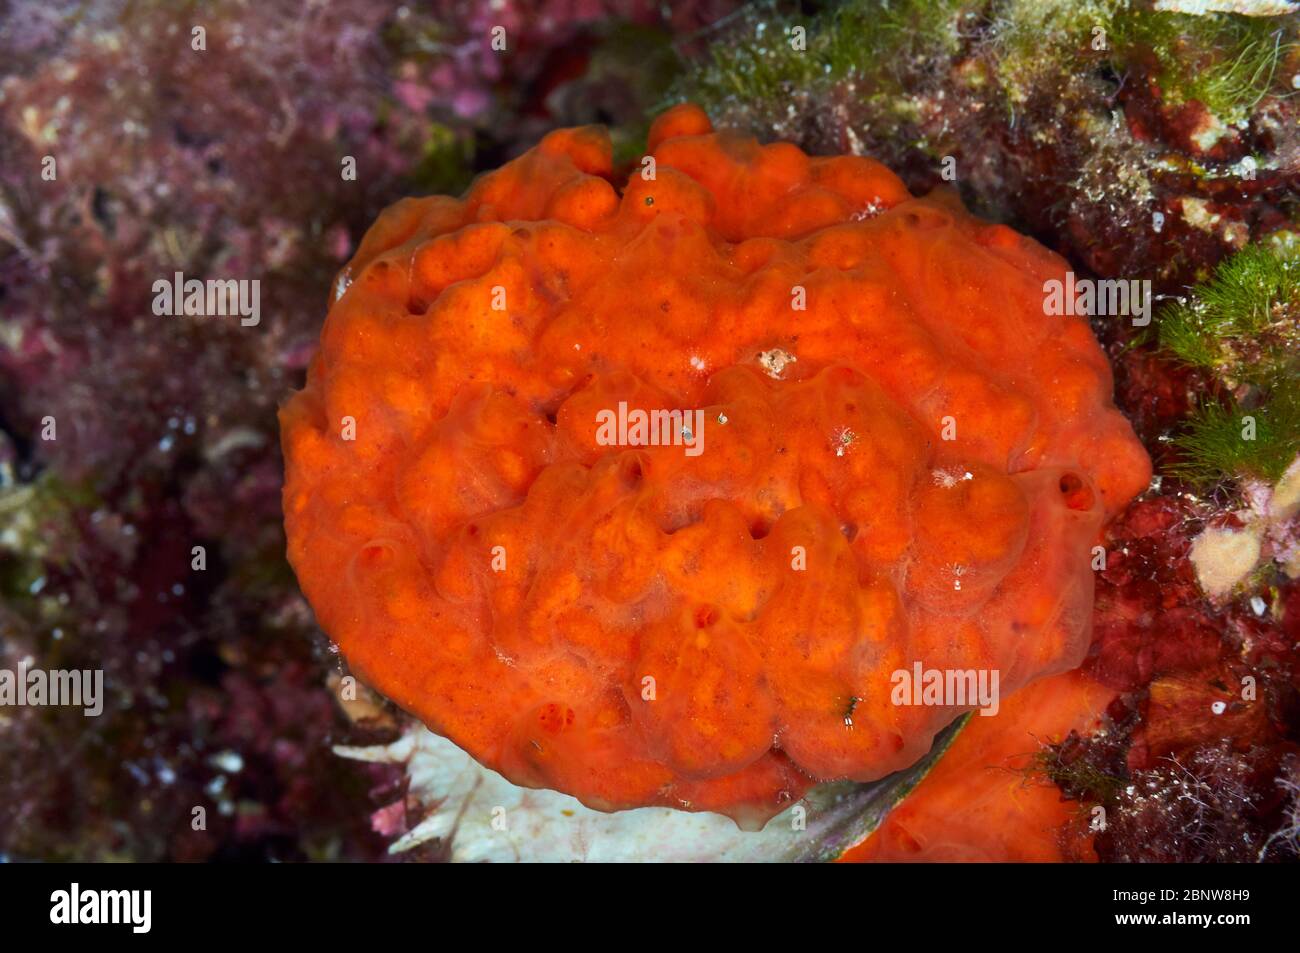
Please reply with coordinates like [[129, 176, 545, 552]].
[[281, 104, 1151, 822]]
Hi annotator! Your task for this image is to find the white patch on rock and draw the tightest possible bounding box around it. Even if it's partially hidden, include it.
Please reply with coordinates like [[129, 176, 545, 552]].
[[1189, 524, 1263, 598], [1180, 197, 1221, 233], [1269, 458, 1300, 521]]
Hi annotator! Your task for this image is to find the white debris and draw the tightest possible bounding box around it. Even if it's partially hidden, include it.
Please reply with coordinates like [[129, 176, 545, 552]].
[[931, 467, 973, 488], [757, 348, 796, 379], [1188, 524, 1263, 598]]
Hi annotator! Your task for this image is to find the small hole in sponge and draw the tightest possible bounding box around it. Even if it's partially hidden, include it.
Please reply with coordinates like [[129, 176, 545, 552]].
[[537, 702, 575, 734], [841, 522, 858, 542], [902, 209, 950, 230], [1058, 473, 1095, 511], [358, 542, 393, 567], [748, 518, 771, 540], [695, 605, 720, 628], [618, 455, 645, 490]]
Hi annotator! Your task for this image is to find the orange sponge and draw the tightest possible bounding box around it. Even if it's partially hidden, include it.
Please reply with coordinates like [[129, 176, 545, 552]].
[[840, 668, 1115, 862], [281, 104, 1150, 825]]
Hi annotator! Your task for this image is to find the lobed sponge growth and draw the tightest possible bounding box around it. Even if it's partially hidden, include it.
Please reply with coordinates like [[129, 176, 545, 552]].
[[282, 104, 1151, 824]]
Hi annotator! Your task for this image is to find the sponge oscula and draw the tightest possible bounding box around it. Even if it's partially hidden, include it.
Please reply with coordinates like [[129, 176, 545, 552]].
[[281, 104, 1151, 826]]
